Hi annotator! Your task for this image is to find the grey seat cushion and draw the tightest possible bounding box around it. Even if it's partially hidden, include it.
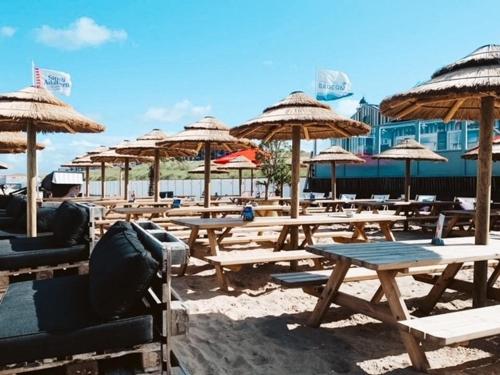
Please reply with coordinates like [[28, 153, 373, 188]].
[[0, 276, 153, 365], [0, 236, 88, 270]]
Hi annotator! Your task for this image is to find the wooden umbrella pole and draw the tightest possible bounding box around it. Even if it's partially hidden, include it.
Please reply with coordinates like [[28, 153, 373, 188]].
[[26, 121, 37, 237], [124, 158, 129, 200], [85, 166, 90, 197], [473, 95, 495, 307], [290, 126, 301, 249], [331, 161, 337, 199], [118, 168, 122, 197], [100, 162, 105, 198], [405, 159, 411, 201], [203, 141, 211, 208], [250, 168, 254, 196], [238, 169, 242, 196], [154, 149, 160, 202]]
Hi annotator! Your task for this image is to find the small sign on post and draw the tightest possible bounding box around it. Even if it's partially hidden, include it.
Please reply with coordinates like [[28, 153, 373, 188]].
[[431, 213, 446, 245]]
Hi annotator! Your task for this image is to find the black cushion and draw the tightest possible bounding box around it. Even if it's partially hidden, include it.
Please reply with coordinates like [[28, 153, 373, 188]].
[[89, 221, 159, 320], [0, 276, 153, 365], [5, 195, 26, 219], [16, 206, 57, 232], [0, 216, 15, 229], [52, 201, 89, 246], [0, 236, 88, 270]]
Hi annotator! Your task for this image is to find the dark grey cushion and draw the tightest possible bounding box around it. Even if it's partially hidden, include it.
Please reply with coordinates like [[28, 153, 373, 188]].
[[0, 276, 153, 365], [16, 206, 57, 232], [5, 195, 26, 219], [52, 201, 89, 246], [0, 216, 15, 229], [0, 236, 88, 270], [89, 221, 159, 320]]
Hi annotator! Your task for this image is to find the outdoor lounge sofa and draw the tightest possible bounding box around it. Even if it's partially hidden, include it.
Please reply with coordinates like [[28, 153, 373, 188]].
[[0, 220, 188, 374]]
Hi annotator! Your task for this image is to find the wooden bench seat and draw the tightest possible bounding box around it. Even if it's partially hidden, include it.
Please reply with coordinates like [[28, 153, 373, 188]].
[[205, 250, 322, 290], [399, 305, 500, 345]]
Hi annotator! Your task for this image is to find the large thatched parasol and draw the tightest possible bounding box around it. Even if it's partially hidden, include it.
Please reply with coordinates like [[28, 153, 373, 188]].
[[380, 44, 500, 309], [116, 129, 197, 202], [62, 155, 109, 197], [462, 136, 500, 161], [214, 155, 258, 196], [373, 139, 447, 201], [231, 91, 370, 248], [90, 142, 153, 200], [304, 146, 365, 198], [157, 116, 255, 207], [0, 132, 46, 153], [188, 162, 229, 175], [0, 86, 104, 236], [81, 146, 109, 198]]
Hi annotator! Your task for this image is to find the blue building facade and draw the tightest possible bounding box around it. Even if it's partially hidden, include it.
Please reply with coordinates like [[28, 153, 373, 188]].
[[313, 98, 500, 179]]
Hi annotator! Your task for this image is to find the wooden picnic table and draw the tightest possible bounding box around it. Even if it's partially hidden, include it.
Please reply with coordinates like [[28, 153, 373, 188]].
[[306, 238, 500, 371], [441, 209, 500, 237], [172, 212, 402, 257]]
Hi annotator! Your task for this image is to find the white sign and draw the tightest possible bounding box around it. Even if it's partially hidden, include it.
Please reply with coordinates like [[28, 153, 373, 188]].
[[34, 67, 72, 96], [316, 70, 352, 101]]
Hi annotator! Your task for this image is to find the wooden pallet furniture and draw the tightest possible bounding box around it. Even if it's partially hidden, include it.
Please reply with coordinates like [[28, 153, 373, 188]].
[[205, 250, 323, 290], [305, 237, 500, 372]]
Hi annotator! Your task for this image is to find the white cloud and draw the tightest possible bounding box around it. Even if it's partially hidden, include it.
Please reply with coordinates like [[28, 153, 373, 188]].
[[143, 100, 211, 123], [0, 26, 16, 38], [332, 98, 359, 117], [35, 17, 127, 50]]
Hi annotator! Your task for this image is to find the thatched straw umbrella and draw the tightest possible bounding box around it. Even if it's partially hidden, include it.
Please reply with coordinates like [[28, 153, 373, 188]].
[[462, 136, 500, 161], [62, 155, 110, 197], [380, 44, 500, 308], [188, 163, 229, 175], [157, 116, 255, 207], [0, 86, 104, 236], [80, 146, 109, 198], [304, 146, 365, 198], [116, 129, 196, 202], [0, 162, 8, 169], [373, 139, 447, 201], [231, 91, 370, 248], [90, 143, 153, 200], [0, 132, 46, 153], [214, 156, 258, 196]]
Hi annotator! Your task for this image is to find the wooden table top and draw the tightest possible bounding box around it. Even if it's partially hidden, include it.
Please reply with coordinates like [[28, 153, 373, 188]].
[[170, 213, 403, 229], [307, 237, 500, 271], [442, 209, 500, 217], [112, 204, 290, 215], [355, 200, 455, 207]]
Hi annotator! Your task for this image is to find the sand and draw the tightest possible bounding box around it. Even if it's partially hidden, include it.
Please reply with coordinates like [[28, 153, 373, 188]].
[[172, 228, 500, 375]]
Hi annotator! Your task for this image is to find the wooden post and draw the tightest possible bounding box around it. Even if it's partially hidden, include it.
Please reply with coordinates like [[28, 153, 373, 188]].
[[238, 169, 242, 196], [26, 121, 37, 237], [474, 96, 494, 307], [290, 126, 301, 249], [118, 168, 122, 197], [124, 158, 129, 200], [330, 161, 337, 199], [85, 166, 90, 197], [100, 161, 105, 198], [404, 159, 411, 201], [154, 149, 160, 202], [250, 168, 254, 196], [204, 141, 211, 208]]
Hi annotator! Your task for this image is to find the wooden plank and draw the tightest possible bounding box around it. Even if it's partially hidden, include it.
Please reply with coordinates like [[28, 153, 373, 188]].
[[26, 122, 37, 237], [205, 250, 322, 266], [399, 305, 500, 345]]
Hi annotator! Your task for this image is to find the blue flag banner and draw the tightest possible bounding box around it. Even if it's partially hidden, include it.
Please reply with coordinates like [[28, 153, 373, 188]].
[[315, 70, 352, 101], [34, 66, 72, 96]]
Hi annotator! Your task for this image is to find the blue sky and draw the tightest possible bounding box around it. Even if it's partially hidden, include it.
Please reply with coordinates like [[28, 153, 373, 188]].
[[1, 0, 500, 173]]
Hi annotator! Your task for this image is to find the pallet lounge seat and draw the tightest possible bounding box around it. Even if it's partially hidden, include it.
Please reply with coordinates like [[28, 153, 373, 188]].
[[0, 220, 188, 374], [0, 195, 27, 231]]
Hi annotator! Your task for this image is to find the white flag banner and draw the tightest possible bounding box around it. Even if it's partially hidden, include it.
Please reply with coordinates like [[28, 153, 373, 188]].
[[34, 67, 72, 96], [315, 69, 352, 101]]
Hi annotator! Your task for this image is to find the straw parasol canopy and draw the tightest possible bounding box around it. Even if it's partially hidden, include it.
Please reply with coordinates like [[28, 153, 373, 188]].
[[304, 146, 365, 198], [379, 45, 500, 309], [61, 155, 109, 198], [0, 86, 105, 236], [158, 116, 256, 207], [188, 163, 229, 175], [79, 146, 109, 198], [462, 137, 500, 161], [373, 139, 447, 202], [116, 129, 197, 202], [0, 162, 8, 169], [231, 91, 370, 249], [0, 132, 45, 153], [91, 143, 153, 200], [214, 155, 258, 196]]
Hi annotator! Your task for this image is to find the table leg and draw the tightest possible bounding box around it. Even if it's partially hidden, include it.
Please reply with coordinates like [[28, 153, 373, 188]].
[[417, 262, 463, 315], [352, 222, 368, 242], [370, 284, 385, 303], [443, 215, 459, 238], [377, 270, 430, 371], [379, 221, 396, 241], [274, 225, 290, 251], [487, 261, 500, 287], [178, 227, 199, 276], [302, 225, 315, 247], [217, 227, 233, 245], [207, 229, 220, 256], [307, 260, 351, 327]]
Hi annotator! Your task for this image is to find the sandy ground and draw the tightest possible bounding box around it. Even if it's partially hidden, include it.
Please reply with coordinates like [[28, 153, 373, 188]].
[[172, 226, 500, 375]]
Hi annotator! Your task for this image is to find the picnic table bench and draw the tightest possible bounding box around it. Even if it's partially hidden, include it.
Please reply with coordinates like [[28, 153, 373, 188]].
[[304, 237, 500, 372], [440, 209, 500, 237]]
